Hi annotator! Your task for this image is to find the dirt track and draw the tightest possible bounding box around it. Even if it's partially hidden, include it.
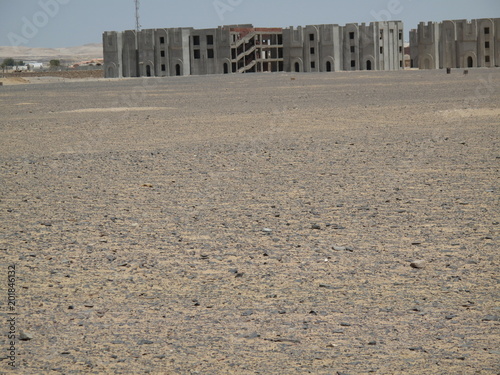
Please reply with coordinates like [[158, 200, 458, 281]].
[[1, 69, 499, 374]]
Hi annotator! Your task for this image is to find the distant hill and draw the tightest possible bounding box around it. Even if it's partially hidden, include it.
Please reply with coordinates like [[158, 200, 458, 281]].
[[0, 43, 103, 64]]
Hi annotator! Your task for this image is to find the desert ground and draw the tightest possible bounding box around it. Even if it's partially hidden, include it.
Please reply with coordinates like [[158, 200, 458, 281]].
[[0, 69, 499, 374]]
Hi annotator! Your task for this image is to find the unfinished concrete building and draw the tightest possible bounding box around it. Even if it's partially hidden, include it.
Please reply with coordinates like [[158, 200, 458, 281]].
[[409, 18, 500, 69], [103, 21, 405, 78], [283, 21, 404, 73]]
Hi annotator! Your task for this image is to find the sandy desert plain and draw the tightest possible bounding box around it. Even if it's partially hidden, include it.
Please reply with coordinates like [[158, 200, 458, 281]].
[[0, 69, 499, 374]]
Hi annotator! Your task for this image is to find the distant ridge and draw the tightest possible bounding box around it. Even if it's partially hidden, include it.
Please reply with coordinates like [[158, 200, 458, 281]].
[[0, 43, 103, 63]]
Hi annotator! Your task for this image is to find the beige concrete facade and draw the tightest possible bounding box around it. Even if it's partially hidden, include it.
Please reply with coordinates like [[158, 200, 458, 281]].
[[410, 18, 500, 69], [103, 21, 405, 78]]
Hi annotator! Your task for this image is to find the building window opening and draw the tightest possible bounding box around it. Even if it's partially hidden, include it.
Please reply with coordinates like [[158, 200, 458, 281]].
[[380, 46, 384, 54], [176, 64, 181, 76], [224, 63, 229, 74], [295, 62, 300, 72], [349, 32, 355, 40], [207, 49, 214, 58], [207, 35, 214, 45], [485, 56, 490, 63], [193, 35, 200, 45], [146, 65, 152, 77], [485, 41, 490, 49], [351, 60, 356, 68], [484, 27, 490, 34], [467, 56, 473, 68], [160, 36, 165, 44], [350, 46, 355, 53], [160, 50, 165, 57], [380, 30, 383, 39], [309, 33, 315, 41], [310, 47, 315, 54], [311, 61, 316, 69], [326, 61, 332, 72], [366, 60, 372, 70], [194, 49, 201, 59], [400, 60, 403, 68], [399, 46, 402, 53], [399, 31, 402, 40], [161, 64, 166, 71]]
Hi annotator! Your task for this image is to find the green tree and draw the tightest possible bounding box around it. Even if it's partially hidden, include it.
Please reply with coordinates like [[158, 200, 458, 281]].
[[2, 58, 15, 67], [49, 59, 61, 68]]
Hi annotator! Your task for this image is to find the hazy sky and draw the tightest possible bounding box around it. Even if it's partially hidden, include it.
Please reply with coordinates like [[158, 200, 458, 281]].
[[0, 0, 498, 48]]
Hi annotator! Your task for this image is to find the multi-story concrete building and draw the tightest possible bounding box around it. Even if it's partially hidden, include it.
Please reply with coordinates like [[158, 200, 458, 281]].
[[409, 18, 500, 69], [103, 21, 405, 78], [283, 22, 404, 73]]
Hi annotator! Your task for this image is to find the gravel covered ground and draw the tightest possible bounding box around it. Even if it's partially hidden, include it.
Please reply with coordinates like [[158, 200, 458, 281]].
[[1, 69, 499, 374]]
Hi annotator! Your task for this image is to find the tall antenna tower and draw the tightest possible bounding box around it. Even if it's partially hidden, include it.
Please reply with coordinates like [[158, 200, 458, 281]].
[[135, 0, 141, 33], [134, 0, 141, 77]]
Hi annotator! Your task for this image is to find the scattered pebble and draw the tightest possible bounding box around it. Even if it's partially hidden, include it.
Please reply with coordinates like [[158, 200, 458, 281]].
[[19, 331, 33, 341], [482, 315, 499, 322], [410, 260, 426, 269]]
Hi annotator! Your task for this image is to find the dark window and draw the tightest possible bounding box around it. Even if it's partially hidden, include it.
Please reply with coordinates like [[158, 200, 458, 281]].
[[309, 33, 315, 41], [159, 36, 165, 44], [207, 49, 214, 58], [161, 64, 166, 71], [351, 60, 356, 68], [484, 27, 490, 34], [399, 46, 402, 53], [399, 32, 402, 40], [349, 32, 355, 40], [160, 50, 165, 57], [310, 47, 315, 54], [485, 41, 490, 49], [400, 60, 403, 68], [380, 46, 384, 54], [311, 61, 316, 69], [207, 35, 214, 45], [380, 30, 383, 39], [350, 46, 355, 53], [194, 49, 201, 59], [485, 56, 490, 63], [193, 35, 200, 45]]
